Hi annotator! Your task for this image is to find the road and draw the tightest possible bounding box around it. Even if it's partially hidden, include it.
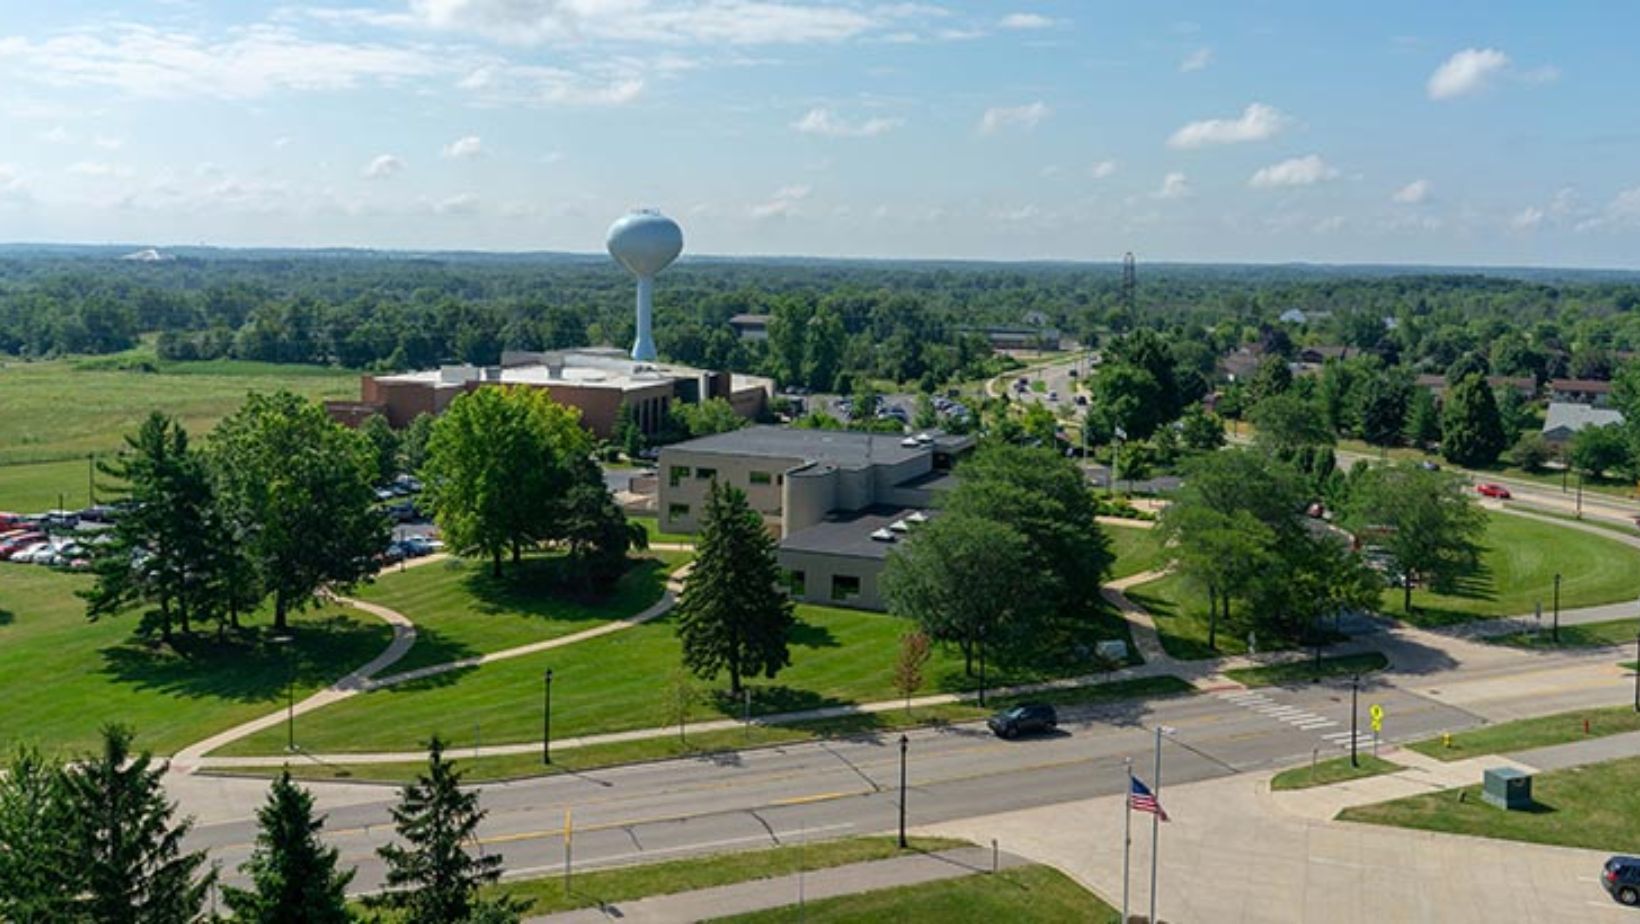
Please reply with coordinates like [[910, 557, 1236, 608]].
[[185, 674, 1486, 895]]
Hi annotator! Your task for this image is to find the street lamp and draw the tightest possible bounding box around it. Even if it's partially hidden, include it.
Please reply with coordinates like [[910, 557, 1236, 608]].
[[270, 635, 295, 752], [1350, 673, 1361, 768], [976, 626, 987, 708], [897, 734, 909, 849], [543, 669, 554, 765], [1553, 572, 1562, 643]]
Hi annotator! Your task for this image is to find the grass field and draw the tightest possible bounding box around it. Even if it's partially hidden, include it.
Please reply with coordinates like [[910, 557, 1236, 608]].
[[215, 596, 1143, 757], [1406, 705, 1640, 761], [358, 551, 690, 675], [1106, 522, 1168, 581], [1488, 617, 1640, 650], [0, 352, 357, 510], [0, 562, 393, 755], [712, 864, 1117, 923], [1336, 438, 1639, 501], [1271, 754, 1401, 791], [632, 515, 697, 546], [217, 676, 1196, 783], [1225, 653, 1389, 688], [1124, 572, 1255, 659], [1338, 756, 1640, 854]]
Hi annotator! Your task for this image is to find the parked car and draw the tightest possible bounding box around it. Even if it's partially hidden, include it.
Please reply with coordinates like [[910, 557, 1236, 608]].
[[10, 542, 54, 564], [1603, 856, 1640, 906], [1475, 482, 1511, 499], [1419, 460, 1441, 471], [1047, 390, 1059, 402], [987, 703, 1059, 739], [0, 532, 45, 559]]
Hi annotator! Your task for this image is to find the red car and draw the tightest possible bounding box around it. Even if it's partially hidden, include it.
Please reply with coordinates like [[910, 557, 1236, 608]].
[[1476, 483, 1512, 499]]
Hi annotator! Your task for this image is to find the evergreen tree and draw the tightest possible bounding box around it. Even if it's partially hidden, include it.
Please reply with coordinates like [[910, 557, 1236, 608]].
[[400, 412, 437, 474], [675, 479, 796, 695], [612, 403, 645, 460], [1403, 386, 1442, 448], [1354, 370, 1411, 447], [376, 738, 515, 924], [801, 306, 845, 393], [359, 413, 402, 486], [1440, 374, 1507, 467], [223, 771, 355, 924], [63, 725, 212, 922], [0, 746, 81, 923], [1245, 354, 1293, 405]]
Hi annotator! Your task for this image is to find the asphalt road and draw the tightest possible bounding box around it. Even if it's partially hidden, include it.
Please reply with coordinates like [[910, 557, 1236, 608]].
[[186, 676, 1480, 896]]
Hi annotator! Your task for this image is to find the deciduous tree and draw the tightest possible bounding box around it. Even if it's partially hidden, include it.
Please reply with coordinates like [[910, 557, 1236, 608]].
[[1342, 463, 1486, 613], [1440, 374, 1507, 468]]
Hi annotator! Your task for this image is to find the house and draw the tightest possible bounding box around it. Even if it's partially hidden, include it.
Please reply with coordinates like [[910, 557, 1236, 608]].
[[1413, 374, 1537, 400], [1219, 347, 1264, 382], [1278, 308, 1308, 325], [1296, 345, 1350, 364], [1548, 378, 1613, 407], [961, 325, 1062, 351], [1541, 402, 1625, 445], [728, 314, 770, 341]]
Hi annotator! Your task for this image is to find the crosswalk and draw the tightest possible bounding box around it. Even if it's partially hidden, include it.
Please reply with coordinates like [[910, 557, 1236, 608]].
[[1216, 688, 1377, 751]]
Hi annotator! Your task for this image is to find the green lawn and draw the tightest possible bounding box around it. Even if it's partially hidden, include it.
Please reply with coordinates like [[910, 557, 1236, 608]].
[[632, 515, 697, 546], [1271, 754, 1401, 791], [711, 864, 1117, 924], [1124, 572, 1254, 659], [1406, 705, 1640, 761], [1338, 756, 1640, 854], [1336, 438, 1638, 501], [1106, 523, 1168, 581], [0, 563, 393, 755], [215, 600, 1144, 757], [1488, 617, 1640, 650], [0, 352, 357, 509], [216, 677, 1196, 784], [1225, 653, 1389, 688], [358, 551, 690, 675]]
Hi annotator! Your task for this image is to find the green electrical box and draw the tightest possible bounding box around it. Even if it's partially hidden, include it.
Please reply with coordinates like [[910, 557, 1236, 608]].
[[1482, 766, 1532, 810]]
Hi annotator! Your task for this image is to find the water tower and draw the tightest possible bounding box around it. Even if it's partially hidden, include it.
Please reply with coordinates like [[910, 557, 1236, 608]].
[[606, 209, 683, 362]]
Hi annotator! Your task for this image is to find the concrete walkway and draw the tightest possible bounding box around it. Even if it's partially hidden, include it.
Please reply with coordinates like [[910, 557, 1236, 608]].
[[527, 846, 1026, 923]]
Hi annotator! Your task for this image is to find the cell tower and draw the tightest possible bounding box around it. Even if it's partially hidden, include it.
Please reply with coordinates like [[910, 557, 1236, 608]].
[[1121, 251, 1137, 318], [606, 210, 684, 363]]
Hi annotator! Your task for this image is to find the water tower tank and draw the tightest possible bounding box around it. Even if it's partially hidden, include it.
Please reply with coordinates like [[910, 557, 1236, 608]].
[[607, 210, 683, 362]]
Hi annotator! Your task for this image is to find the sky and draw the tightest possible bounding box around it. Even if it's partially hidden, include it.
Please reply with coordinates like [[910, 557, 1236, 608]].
[[2, 1, 1639, 268]]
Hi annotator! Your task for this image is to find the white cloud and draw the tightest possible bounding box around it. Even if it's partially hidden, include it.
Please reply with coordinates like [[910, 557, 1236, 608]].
[[66, 161, 135, 178], [442, 135, 483, 158], [751, 183, 811, 219], [1392, 179, 1432, 204], [460, 62, 645, 106], [363, 154, 405, 178], [434, 192, 479, 215], [409, 0, 904, 46], [1312, 215, 1346, 234], [979, 101, 1049, 135], [1248, 154, 1338, 188], [40, 125, 73, 143], [1088, 160, 1117, 179], [791, 107, 902, 138], [93, 135, 125, 150], [1167, 102, 1289, 148], [1179, 47, 1212, 72], [0, 164, 23, 190], [998, 13, 1053, 30], [1155, 172, 1190, 199], [1427, 48, 1509, 100], [1509, 206, 1544, 230]]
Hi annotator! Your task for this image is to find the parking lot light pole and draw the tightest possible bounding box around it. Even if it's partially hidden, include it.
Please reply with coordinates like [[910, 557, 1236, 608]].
[[1350, 674, 1360, 769], [271, 635, 295, 751], [1553, 573, 1562, 643], [543, 669, 554, 765], [977, 627, 987, 707], [897, 734, 908, 848], [1633, 626, 1639, 714]]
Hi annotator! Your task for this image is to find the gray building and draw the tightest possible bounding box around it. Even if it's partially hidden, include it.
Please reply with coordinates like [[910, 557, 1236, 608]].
[[1541, 402, 1625, 445], [657, 426, 973, 609]]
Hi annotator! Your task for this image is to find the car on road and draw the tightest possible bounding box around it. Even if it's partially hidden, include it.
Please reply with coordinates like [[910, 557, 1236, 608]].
[[1475, 482, 1511, 499], [987, 703, 1058, 739], [1419, 460, 1441, 471], [1603, 856, 1640, 906]]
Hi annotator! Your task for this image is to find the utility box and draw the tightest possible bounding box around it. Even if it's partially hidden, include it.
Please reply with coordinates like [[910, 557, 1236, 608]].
[[1095, 640, 1129, 663], [1482, 766, 1533, 810]]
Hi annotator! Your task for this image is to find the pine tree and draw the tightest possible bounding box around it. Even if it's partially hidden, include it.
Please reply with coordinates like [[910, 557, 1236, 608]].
[[62, 725, 213, 923], [0, 746, 81, 923], [375, 738, 513, 924], [1440, 374, 1507, 467], [675, 480, 796, 695], [223, 771, 354, 924], [1403, 386, 1441, 448]]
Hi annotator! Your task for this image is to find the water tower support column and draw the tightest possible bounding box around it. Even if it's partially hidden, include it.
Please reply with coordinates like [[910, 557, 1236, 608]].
[[632, 275, 657, 362]]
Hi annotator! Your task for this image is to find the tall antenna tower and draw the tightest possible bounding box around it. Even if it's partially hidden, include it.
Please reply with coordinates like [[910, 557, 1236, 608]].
[[1121, 251, 1137, 320]]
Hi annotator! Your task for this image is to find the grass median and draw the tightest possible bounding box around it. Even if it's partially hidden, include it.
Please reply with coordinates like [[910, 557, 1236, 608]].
[[710, 863, 1118, 923], [1271, 754, 1401, 791], [1406, 705, 1640, 761], [1486, 617, 1640, 650], [1338, 755, 1640, 854], [1225, 653, 1389, 688], [211, 675, 1197, 783], [1106, 522, 1168, 581]]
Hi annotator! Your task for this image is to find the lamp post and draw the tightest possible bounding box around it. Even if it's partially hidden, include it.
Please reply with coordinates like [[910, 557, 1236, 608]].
[[271, 635, 295, 752], [977, 626, 987, 707], [1350, 673, 1361, 768], [1576, 471, 1584, 519], [1552, 572, 1562, 643], [543, 669, 554, 765], [897, 734, 909, 848], [1633, 629, 1639, 714]]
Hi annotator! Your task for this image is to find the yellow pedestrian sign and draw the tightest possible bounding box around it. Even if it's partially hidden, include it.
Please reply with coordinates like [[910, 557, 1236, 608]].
[[1369, 704, 1384, 733]]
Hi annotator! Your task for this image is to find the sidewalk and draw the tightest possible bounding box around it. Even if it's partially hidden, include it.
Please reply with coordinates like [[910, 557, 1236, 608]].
[[526, 846, 1025, 923]]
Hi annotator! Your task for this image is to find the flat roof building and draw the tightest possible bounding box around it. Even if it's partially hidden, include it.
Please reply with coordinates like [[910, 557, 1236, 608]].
[[657, 426, 974, 610], [327, 348, 773, 438]]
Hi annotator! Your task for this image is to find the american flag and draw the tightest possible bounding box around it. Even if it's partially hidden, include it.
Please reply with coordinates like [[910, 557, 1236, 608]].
[[1129, 776, 1169, 821]]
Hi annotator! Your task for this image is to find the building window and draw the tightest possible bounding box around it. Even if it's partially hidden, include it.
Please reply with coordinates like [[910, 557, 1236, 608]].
[[785, 569, 806, 595], [749, 471, 772, 485], [669, 466, 689, 488], [831, 574, 861, 601], [668, 503, 690, 519], [696, 467, 717, 480]]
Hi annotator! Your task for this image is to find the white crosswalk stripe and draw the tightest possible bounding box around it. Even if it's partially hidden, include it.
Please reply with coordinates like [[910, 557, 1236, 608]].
[[1217, 687, 1358, 745]]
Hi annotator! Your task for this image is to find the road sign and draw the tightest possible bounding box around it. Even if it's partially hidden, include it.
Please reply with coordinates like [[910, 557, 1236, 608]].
[[1369, 704, 1384, 733]]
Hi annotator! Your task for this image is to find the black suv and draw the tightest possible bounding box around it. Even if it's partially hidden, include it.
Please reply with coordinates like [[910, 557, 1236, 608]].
[[1604, 856, 1640, 906], [987, 703, 1058, 739]]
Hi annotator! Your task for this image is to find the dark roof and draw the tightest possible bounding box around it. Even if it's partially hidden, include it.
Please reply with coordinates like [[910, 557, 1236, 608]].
[[1550, 378, 1612, 393], [779, 506, 935, 561], [729, 313, 770, 326], [665, 425, 932, 468]]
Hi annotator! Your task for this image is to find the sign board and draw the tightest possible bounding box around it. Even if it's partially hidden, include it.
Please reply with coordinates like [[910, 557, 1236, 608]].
[[1369, 704, 1384, 733]]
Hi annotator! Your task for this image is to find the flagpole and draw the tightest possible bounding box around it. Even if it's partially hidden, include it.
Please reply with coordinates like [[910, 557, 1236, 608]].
[[1122, 757, 1133, 924], [1149, 726, 1162, 924]]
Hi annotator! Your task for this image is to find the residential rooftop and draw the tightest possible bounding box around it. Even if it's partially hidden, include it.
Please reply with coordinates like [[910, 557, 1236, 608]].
[[1543, 401, 1625, 433]]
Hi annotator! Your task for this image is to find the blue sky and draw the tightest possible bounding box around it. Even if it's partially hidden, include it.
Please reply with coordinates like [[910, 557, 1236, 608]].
[[2, 1, 1638, 267]]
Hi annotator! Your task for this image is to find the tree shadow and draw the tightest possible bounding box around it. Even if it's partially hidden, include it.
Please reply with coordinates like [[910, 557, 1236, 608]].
[[789, 619, 840, 650], [368, 628, 483, 689], [0, 607, 13, 627], [456, 555, 670, 626], [96, 612, 391, 705]]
